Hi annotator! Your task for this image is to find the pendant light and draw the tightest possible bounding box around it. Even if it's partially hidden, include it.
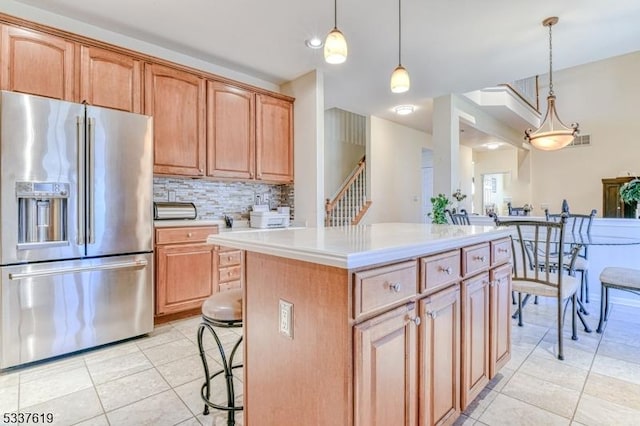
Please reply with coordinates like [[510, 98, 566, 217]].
[[390, 0, 410, 93], [525, 17, 579, 151], [324, 0, 348, 64]]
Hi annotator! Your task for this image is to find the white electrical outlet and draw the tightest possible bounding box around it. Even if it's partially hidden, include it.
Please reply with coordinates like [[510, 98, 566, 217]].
[[279, 299, 293, 339]]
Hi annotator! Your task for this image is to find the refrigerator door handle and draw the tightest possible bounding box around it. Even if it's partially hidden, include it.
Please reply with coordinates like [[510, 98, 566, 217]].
[[8, 259, 149, 280], [87, 117, 95, 244], [76, 116, 85, 245]]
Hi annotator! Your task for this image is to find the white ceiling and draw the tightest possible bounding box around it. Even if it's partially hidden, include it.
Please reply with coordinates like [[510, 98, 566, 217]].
[[10, 0, 640, 135]]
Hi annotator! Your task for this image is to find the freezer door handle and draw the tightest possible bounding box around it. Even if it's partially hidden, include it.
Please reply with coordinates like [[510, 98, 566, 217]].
[[8, 259, 148, 280], [76, 116, 85, 245], [87, 117, 95, 244]]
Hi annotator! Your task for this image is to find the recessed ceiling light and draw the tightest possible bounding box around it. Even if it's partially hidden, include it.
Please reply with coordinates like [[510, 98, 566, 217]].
[[485, 143, 501, 150], [394, 105, 415, 115], [305, 37, 324, 49]]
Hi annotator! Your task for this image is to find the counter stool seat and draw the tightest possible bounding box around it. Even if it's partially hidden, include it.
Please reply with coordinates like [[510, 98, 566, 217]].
[[597, 267, 640, 333], [197, 288, 243, 425]]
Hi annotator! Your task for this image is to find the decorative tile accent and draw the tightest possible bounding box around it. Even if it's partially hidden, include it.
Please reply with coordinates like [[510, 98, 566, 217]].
[[153, 177, 294, 221]]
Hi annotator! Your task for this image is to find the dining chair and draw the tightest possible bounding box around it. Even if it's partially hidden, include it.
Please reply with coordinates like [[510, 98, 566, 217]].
[[507, 202, 530, 216], [445, 208, 471, 225], [544, 209, 597, 304], [493, 215, 581, 360]]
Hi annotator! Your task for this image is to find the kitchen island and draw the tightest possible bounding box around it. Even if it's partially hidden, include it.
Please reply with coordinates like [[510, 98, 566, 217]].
[[207, 223, 513, 426]]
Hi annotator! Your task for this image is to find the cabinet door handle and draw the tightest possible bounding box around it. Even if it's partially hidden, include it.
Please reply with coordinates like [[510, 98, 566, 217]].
[[426, 311, 437, 319], [474, 255, 487, 262], [389, 282, 401, 293], [405, 315, 421, 326], [187, 232, 193, 238], [498, 248, 509, 253], [439, 266, 453, 275]]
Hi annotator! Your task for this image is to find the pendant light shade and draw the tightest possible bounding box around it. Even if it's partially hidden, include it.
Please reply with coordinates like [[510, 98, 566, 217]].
[[324, 28, 348, 64], [390, 0, 409, 93], [390, 65, 410, 93], [525, 17, 579, 151], [324, 0, 347, 64]]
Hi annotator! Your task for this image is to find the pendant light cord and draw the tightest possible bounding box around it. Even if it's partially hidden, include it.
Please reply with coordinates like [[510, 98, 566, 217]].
[[398, 0, 402, 65], [548, 22, 554, 96], [334, 0, 338, 28]]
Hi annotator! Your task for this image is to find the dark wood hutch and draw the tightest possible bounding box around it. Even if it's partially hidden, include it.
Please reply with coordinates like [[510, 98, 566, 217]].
[[602, 177, 638, 218]]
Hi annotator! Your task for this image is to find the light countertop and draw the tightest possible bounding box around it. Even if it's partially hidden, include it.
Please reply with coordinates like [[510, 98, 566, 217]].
[[206, 222, 510, 269]]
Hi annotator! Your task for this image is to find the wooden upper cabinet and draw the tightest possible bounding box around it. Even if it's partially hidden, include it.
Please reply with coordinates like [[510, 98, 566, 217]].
[[145, 63, 206, 176], [80, 46, 142, 113], [207, 81, 255, 179], [0, 25, 76, 101], [256, 93, 293, 183]]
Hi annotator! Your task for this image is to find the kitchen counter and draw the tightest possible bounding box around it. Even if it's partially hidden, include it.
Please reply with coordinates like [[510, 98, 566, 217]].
[[207, 222, 513, 425], [206, 222, 509, 268]]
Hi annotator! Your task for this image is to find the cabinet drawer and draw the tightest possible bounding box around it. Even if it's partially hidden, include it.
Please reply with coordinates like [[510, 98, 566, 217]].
[[420, 250, 461, 294], [353, 261, 417, 320], [219, 265, 242, 283], [156, 226, 217, 245], [219, 280, 241, 292], [462, 243, 490, 277], [491, 238, 511, 266], [218, 249, 242, 267]]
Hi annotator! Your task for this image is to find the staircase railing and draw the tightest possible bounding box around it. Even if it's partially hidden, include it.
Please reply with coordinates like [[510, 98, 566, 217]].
[[325, 156, 371, 226], [499, 75, 540, 112]]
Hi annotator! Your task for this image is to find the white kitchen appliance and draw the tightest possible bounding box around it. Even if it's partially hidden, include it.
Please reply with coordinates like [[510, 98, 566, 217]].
[[250, 204, 290, 228]]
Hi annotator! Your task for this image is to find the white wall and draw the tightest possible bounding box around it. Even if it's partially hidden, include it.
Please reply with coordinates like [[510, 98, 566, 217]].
[[324, 108, 366, 198], [472, 147, 532, 215], [457, 145, 473, 212], [363, 117, 431, 224], [281, 70, 324, 228], [530, 51, 640, 216]]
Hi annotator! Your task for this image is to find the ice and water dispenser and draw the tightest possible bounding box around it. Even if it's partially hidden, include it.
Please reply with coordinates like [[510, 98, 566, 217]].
[[17, 181, 69, 247]]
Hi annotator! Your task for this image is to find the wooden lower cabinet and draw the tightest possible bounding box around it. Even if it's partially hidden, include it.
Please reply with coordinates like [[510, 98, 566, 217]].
[[490, 264, 512, 377], [354, 303, 418, 426], [244, 240, 512, 426], [216, 245, 243, 292], [461, 272, 490, 409], [155, 226, 217, 317], [419, 284, 461, 426]]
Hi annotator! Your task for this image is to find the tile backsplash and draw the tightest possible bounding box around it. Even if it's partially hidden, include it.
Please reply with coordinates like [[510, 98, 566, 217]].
[[153, 177, 294, 220]]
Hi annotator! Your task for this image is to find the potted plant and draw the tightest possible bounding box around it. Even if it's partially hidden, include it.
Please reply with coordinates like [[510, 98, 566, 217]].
[[620, 178, 640, 218], [429, 193, 451, 224]]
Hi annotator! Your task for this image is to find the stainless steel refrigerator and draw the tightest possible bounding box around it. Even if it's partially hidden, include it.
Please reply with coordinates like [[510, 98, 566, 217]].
[[0, 91, 154, 369]]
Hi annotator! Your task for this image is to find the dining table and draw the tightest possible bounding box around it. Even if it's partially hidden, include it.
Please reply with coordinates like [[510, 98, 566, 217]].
[[508, 229, 640, 332]]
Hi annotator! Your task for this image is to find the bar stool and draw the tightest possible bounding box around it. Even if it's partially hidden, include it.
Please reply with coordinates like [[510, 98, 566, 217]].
[[197, 288, 243, 425], [597, 267, 640, 333]]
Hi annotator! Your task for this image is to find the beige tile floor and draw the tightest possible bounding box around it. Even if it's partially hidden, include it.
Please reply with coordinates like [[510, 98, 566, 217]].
[[1, 297, 640, 425]]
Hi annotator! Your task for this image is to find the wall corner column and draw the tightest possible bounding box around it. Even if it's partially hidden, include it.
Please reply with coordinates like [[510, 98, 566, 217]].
[[432, 95, 460, 197]]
